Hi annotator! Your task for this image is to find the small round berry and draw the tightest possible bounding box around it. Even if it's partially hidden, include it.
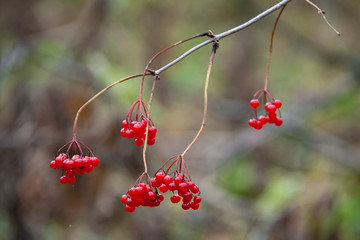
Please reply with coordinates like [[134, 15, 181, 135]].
[[120, 128, 128, 137], [273, 99, 282, 108], [267, 112, 277, 119], [122, 120, 129, 128], [134, 138, 144, 146], [50, 161, 57, 169], [125, 204, 135, 212], [168, 182, 177, 191], [155, 172, 166, 181], [182, 192, 193, 202], [190, 185, 200, 194], [84, 165, 93, 173], [133, 123, 144, 133], [121, 195, 129, 204], [250, 99, 260, 109], [68, 175, 76, 184], [65, 160, 75, 169], [258, 115, 267, 125], [265, 103, 277, 113], [158, 194, 164, 202], [193, 195, 202, 204], [126, 129, 134, 138], [163, 175, 173, 185], [148, 126, 157, 138], [248, 119, 257, 128], [128, 187, 137, 197], [174, 176, 183, 185], [159, 184, 168, 193], [126, 198, 136, 207], [74, 158, 83, 167], [191, 202, 200, 210], [182, 202, 191, 210], [275, 117, 283, 126], [90, 157, 99, 167], [150, 177, 162, 187], [178, 182, 188, 192], [253, 122, 263, 130], [170, 194, 181, 203], [147, 138, 155, 146], [59, 176, 68, 184], [146, 191, 157, 200]]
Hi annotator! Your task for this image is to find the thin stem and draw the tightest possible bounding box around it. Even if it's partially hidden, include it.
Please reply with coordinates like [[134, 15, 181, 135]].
[[155, 0, 293, 75], [181, 43, 217, 157], [142, 76, 158, 173], [264, 5, 286, 91], [304, 0, 340, 36], [72, 73, 151, 139]]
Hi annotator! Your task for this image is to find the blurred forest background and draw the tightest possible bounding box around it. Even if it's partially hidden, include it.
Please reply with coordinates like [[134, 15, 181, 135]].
[[0, 0, 360, 239]]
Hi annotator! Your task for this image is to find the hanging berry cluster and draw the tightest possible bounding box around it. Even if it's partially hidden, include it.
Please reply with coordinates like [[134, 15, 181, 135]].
[[120, 99, 157, 146], [50, 140, 99, 184], [121, 173, 164, 212], [120, 156, 202, 212], [248, 90, 283, 130]]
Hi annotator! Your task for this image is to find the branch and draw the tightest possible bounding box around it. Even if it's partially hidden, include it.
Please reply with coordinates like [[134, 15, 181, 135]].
[[155, 0, 293, 75]]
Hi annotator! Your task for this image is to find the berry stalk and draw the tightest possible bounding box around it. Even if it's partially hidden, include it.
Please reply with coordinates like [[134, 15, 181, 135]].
[[181, 42, 218, 157], [264, 4, 286, 91], [72, 73, 151, 139]]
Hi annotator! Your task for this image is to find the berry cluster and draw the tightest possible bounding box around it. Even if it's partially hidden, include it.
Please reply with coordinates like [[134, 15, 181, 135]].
[[151, 171, 201, 210], [120, 99, 157, 146], [248, 90, 283, 130], [121, 182, 164, 212], [50, 139, 99, 184], [120, 119, 157, 146]]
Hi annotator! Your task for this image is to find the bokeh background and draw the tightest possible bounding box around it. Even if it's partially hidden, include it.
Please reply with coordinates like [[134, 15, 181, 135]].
[[1, 0, 360, 239]]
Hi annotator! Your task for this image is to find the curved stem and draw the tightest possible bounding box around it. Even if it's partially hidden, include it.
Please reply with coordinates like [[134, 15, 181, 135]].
[[142, 77, 158, 173], [72, 73, 151, 139], [264, 4, 286, 91], [181, 44, 217, 157]]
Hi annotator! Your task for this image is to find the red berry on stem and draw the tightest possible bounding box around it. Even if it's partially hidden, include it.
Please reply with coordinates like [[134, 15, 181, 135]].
[[125, 205, 135, 212], [273, 99, 282, 108], [159, 184, 168, 193], [194, 195, 202, 204], [250, 99, 260, 109], [147, 138, 155, 146], [134, 138, 144, 146], [170, 194, 181, 203], [248, 119, 257, 128], [155, 172, 165, 181], [121, 195, 129, 204], [168, 182, 177, 191], [59, 176, 68, 184], [50, 161, 57, 169], [265, 103, 276, 113], [163, 175, 173, 185], [275, 117, 283, 126]]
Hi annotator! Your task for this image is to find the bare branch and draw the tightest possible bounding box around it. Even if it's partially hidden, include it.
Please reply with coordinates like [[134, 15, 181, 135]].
[[155, 0, 293, 75]]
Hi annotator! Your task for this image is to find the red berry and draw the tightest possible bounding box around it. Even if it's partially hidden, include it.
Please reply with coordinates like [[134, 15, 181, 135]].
[[125, 204, 135, 212], [155, 172, 165, 181], [191, 202, 200, 210], [178, 182, 188, 192], [90, 157, 99, 167], [128, 187, 137, 197], [120, 128, 128, 137], [122, 120, 128, 128], [182, 192, 193, 202], [126, 129, 134, 138], [147, 138, 155, 145], [265, 103, 276, 113], [182, 202, 191, 210], [134, 138, 144, 146], [163, 175, 173, 185], [158, 194, 164, 202], [146, 191, 157, 200], [174, 176, 183, 185], [68, 175, 76, 184], [168, 182, 177, 191], [170, 194, 181, 203], [273, 99, 282, 108], [248, 119, 257, 128], [133, 122, 144, 133], [59, 176, 68, 184], [121, 195, 129, 204], [50, 161, 57, 169], [190, 185, 200, 194], [250, 99, 260, 108], [275, 117, 283, 126], [148, 126, 157, 138], [193, 195, 202, 204], [65, 160, 75, 169], [159, 184, 168, 193], [258, 115, 267, 125]]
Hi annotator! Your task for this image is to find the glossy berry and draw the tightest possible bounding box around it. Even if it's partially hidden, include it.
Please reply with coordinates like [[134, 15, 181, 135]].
[[273, 99, 282, 108], [250, 99, 260, 108], [170, 194, 181, 203]]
